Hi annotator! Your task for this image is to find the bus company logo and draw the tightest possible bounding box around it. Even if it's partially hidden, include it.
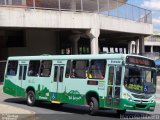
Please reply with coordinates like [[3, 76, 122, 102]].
[[124, 104, 133, 108], [66, 90, 82, 101], [111, 60, 121, 64]]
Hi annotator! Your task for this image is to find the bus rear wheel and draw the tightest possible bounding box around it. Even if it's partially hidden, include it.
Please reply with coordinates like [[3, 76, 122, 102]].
[[89, 97, 98, 115], [27, 91, 35, 106]]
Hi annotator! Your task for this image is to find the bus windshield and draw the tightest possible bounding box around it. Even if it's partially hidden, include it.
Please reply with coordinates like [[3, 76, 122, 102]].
[[124, 65, 156, 94]]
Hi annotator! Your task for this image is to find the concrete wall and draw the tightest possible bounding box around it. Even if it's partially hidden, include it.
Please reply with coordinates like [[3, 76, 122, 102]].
[[0, 7, 153, 35], [8, 29, 58, 56], [145, 41, 160, 46]]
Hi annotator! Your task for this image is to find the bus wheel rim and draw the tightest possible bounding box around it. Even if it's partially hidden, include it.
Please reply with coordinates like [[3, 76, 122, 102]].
[[89, 101, 94, 111], [28, 93, 34, 104]]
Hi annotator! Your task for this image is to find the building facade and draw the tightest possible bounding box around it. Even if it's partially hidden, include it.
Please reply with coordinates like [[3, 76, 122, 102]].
[[0, 0, 153, 82], [144, 32, 160, 60], [128, 32, 160, 60]]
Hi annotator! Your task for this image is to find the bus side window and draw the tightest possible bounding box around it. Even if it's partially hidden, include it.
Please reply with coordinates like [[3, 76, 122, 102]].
[[54, 66, 58, 82], [71, 60, 89, 79], [40, 60, 52, 77], [88, 59, 106, 79], [115, 66, 122, 85], [65, 60, 71, 78], [7, 61, 18, 76], [59, 66, 64, 82], [28, 60, 40, 76]]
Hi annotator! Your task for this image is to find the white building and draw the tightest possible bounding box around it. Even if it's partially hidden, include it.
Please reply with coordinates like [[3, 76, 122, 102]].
[[0, 0, 153, 82], [144, 32, 160, 60]]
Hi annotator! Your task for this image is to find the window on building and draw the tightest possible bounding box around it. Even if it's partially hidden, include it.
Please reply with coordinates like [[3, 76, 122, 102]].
[[71, 60, 89, 78], [11, 0, 22, 5], [65, 60, 71, 78], [88, 60, 106, 79], [28, 60, 40, 76], [153, 46, 160, 52], [40, 60, 52, 77], [7, 61, 18, 76], [145, 46, 151, 52], [78, 38, 90, 54]]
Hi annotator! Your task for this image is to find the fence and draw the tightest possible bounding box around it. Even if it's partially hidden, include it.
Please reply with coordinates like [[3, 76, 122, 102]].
[[0, 0, 152, 24]]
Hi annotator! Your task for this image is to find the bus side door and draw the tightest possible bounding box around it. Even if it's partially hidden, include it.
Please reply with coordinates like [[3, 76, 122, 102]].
[[17, 64, 27, 97], [52, 64, 64, 101], [106, 65, 122, 108]]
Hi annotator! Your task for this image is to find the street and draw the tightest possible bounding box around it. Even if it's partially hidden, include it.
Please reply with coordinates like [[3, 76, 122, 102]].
[[1, 84, 160, 120]]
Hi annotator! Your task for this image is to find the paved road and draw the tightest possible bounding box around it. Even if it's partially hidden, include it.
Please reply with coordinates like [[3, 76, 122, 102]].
[[1, 97, 159, 120], [1, 85, 160, 120]]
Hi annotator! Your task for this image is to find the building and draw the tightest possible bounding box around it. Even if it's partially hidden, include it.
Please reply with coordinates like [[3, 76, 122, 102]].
[[144, 32, 160, 60], [128, 32, 160, 60], [0, 0, 153, 82]]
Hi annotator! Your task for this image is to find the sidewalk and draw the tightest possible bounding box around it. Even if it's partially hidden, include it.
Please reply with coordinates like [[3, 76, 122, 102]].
[[0, 103, 35, 114], [0, 85, 35, 120], [0, 104, 35, 120]]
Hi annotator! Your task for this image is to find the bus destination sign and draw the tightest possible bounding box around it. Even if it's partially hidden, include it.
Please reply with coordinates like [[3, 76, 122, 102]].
[[126, 56, 155, 67]]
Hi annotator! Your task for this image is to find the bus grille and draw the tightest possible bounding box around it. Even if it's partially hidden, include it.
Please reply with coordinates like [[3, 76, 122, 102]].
[[135, 104, 147, 108], [132, 94, 152, 99]]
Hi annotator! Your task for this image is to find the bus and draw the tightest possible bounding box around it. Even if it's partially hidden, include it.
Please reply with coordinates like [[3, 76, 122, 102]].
[[3, 54, 157, 115]]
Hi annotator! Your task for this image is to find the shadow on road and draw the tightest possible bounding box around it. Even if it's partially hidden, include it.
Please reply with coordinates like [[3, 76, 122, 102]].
[[4, 98, 151, 119]]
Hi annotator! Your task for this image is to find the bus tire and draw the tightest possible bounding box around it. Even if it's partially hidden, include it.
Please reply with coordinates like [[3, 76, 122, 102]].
[[89, 97, 98, 115], [27, 91, 35, 106]]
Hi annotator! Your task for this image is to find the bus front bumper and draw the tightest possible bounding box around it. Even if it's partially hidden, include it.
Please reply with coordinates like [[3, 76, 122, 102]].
[[120, 99, 156, 111]]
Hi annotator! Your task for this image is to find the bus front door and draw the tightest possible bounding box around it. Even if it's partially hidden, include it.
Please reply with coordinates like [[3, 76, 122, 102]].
[[53, 65, 64, 102], [17, 64, 27, 97], [106, 65, 122, 108]]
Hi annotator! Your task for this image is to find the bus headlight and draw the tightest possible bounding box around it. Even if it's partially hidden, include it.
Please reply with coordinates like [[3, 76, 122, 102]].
[[149, 106, 155, 111], [123, 93, 133, 102], [128, 97, 133, 102], [150, 100, 155, 103], [150, 95, 156, 103]]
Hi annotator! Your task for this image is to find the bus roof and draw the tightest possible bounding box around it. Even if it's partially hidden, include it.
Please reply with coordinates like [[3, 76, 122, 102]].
[[7, 54, 154, 61]]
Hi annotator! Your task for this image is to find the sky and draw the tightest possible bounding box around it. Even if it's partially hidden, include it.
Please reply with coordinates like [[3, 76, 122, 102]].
[[127, 0, 160, 32]]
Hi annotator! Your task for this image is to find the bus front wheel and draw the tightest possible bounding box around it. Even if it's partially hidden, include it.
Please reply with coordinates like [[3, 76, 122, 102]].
[[27, 91, 35, 106], [89, 97, 98, 115]]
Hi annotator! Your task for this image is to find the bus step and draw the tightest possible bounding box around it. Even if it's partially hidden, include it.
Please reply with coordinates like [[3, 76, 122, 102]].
[[51, 101, 61, 104]]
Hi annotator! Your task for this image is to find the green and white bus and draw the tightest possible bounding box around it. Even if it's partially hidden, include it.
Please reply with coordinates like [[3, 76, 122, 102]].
[[3, 54, 157, 115]]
